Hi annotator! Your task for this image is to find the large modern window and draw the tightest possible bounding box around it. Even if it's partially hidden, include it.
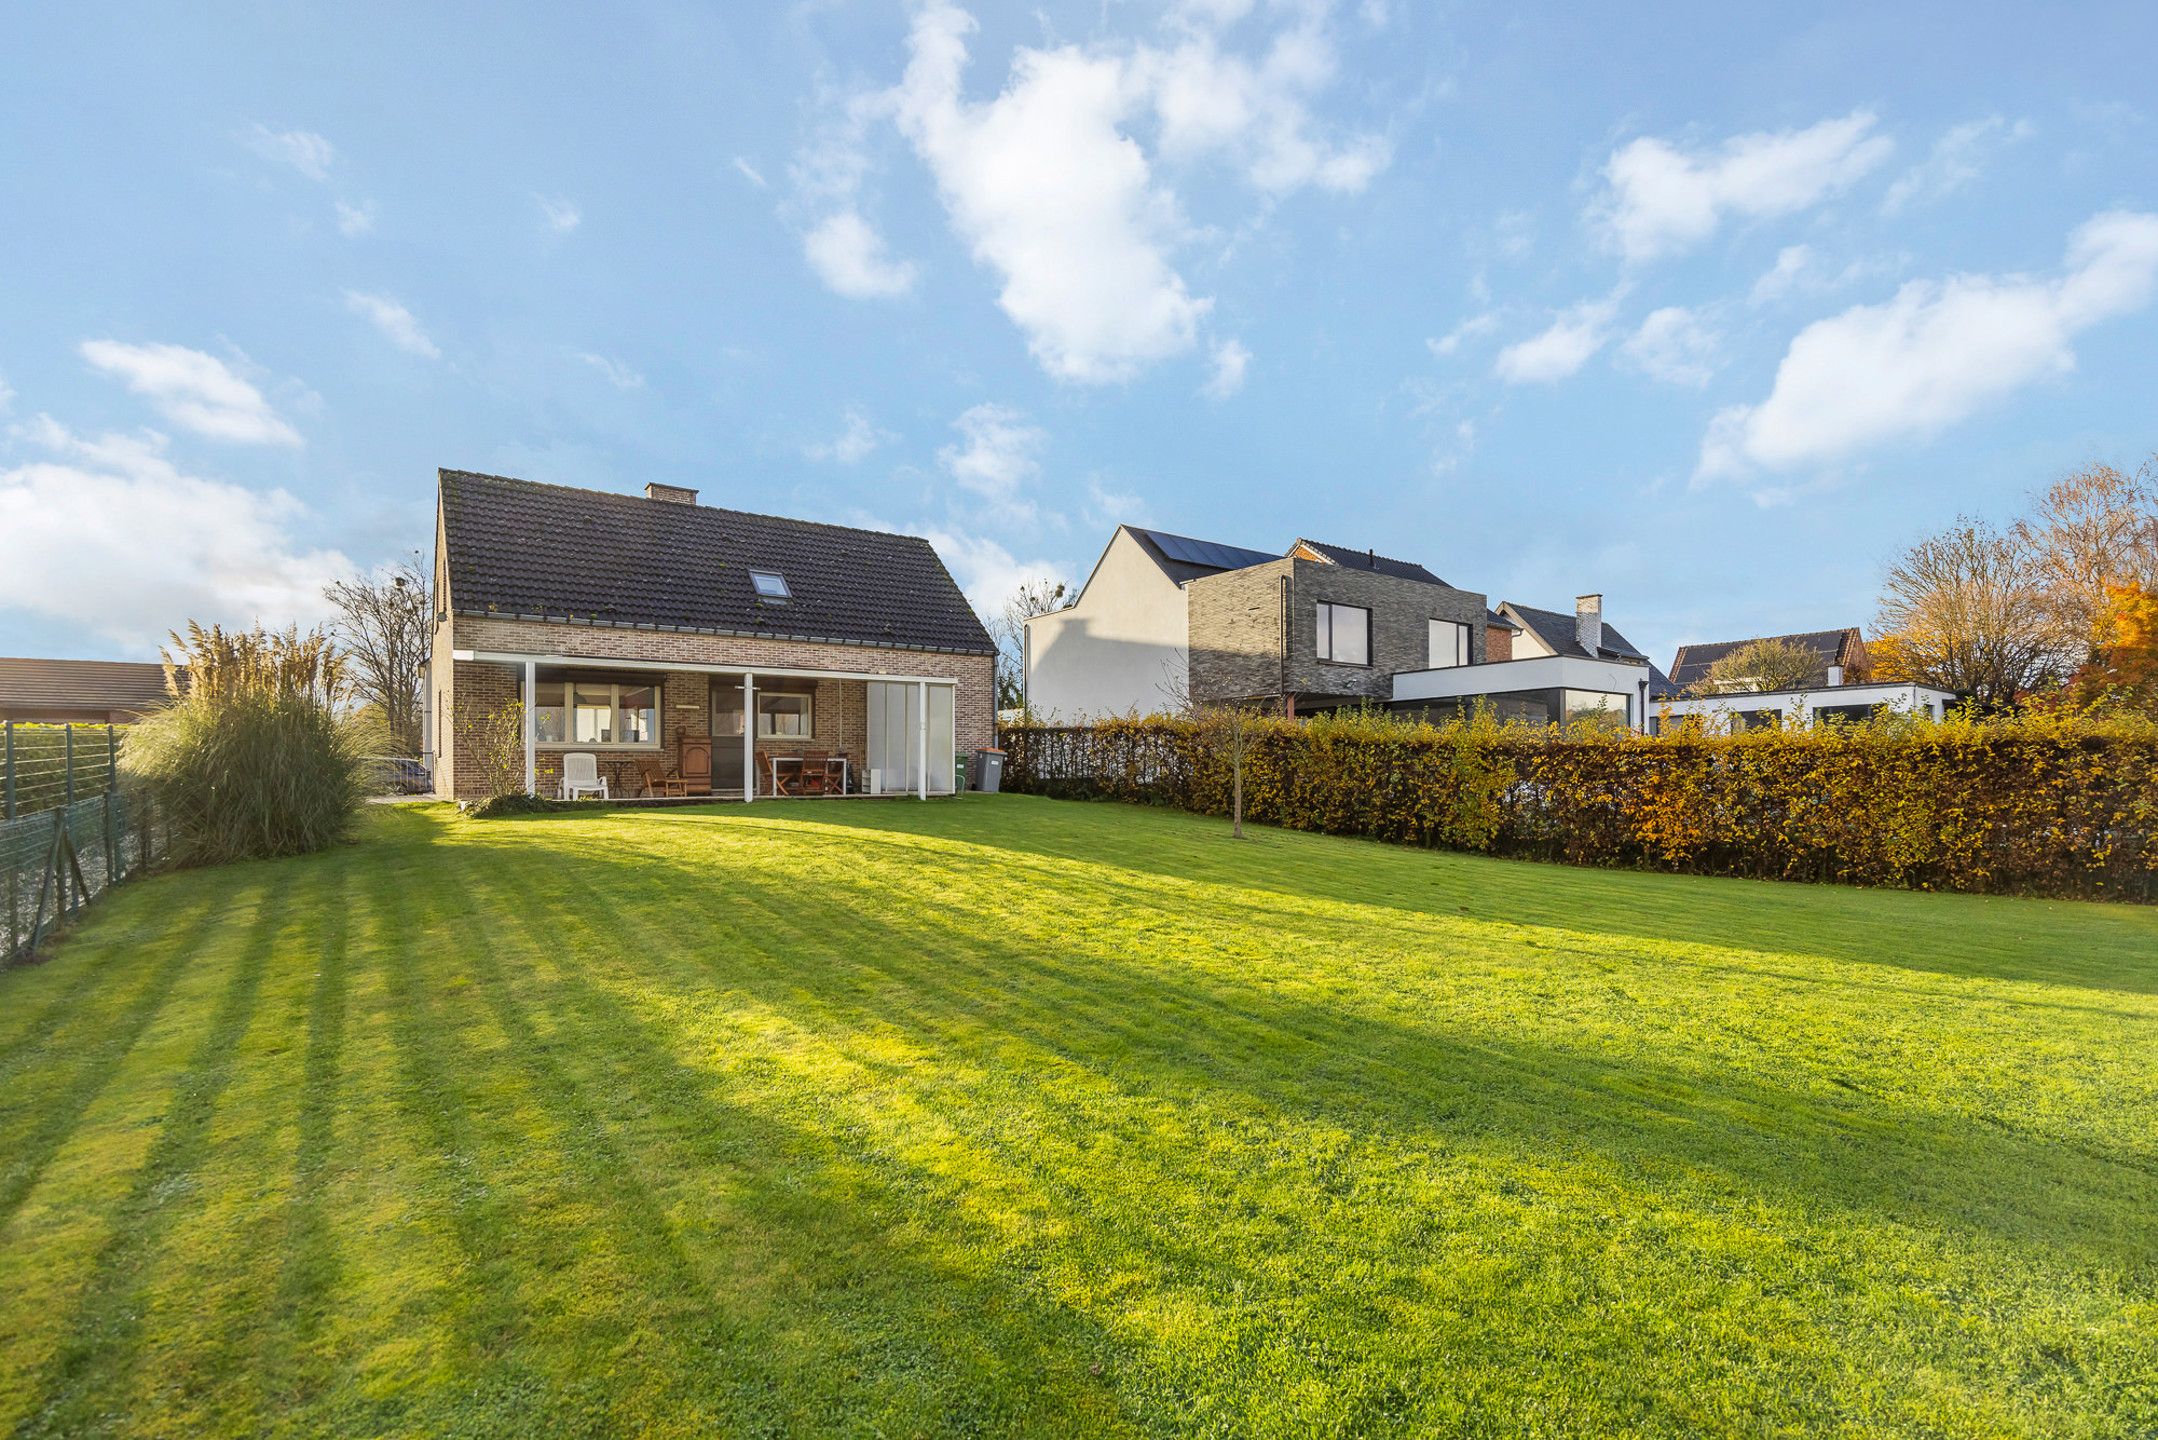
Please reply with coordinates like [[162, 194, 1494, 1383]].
[[537, 680, 660, 747], [757, 690, 814, 738], [1315, 602, 1370, 665], [532, 680, 567, 742], [1428, 619, 1471, 669]]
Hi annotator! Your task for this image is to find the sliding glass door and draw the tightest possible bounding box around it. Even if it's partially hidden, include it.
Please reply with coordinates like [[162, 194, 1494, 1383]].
[[865, 682, 955, 794]]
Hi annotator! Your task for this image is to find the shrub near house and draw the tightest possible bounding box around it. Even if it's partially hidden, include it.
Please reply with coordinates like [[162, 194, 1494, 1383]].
[[999, 709, 2158, 899], [122, 623, 370, 864]]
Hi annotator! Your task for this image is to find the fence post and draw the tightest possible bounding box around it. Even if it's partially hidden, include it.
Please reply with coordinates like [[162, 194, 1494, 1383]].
[[65, 725, 75, 807], [55, 808, 69, 920], [3, 719, 13, 822], [107, 724, 117, 795]]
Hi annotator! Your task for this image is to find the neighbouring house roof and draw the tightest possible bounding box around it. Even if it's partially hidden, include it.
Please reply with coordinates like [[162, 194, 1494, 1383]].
[[0, 657, 176, 719], [438, 469, 994, 656], [1667, 628, 1863, 691], [1125, 527, 1280, 586], [1501, 602, 1651, 664], [1290, 539, 1448, 587], [1485, 608, 1521, 631]]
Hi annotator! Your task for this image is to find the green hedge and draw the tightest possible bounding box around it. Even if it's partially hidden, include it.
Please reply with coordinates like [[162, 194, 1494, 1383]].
[[997, 711, 2158, 901]]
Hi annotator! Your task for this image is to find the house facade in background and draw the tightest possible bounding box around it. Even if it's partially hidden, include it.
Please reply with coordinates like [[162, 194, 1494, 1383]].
[[0, 658, 176, 724], [1021, 526, 1277, 718], [1028, 528, 1962, 733], [1655, 627, 1954, 731], [426, 470, 994, 802], [1028, 526, 1670, 729], [1668, 628, 1872, 692]]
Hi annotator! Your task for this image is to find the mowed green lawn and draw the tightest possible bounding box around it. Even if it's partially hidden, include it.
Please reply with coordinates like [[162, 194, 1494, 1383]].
[[2, 797, 2155, 1438]]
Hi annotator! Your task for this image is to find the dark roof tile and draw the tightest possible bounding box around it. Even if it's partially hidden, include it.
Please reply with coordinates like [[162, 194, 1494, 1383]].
[[1503, 602, 1650, 662], [438, 470, 993, 655], [0, 658, 175, 716], [1293, 539, 1446, 586], [1667, 628, 1860, 689]]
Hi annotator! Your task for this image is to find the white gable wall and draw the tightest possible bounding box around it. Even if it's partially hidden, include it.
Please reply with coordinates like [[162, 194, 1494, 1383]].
[[1023, 528, 1192, 719]]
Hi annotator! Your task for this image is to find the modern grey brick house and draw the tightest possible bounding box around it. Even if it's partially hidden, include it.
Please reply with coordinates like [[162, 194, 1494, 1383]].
[[1026, 525, 1667, 728]]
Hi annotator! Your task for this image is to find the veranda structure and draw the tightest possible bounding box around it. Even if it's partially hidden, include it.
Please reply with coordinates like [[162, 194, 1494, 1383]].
[[452, 646, 960, 800], [426, 469, 994, 803]]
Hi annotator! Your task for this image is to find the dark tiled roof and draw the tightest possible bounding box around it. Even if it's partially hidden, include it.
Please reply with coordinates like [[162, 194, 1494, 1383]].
[[0, 657, 175, 717], [438, 470, 993, 656], [1668, 628, 1859, 689], [1293, 539, 1447, 587], [1503, 603, 1650, 663], [1126, 527, 1278, 586], [1484, 608, 1521, 630]]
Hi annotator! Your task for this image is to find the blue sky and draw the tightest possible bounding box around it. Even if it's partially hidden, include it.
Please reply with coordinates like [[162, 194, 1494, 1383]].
[[3, 1, 2154, 670]]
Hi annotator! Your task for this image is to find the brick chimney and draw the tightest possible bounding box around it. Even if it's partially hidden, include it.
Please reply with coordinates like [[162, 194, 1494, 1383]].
[[645, 482, 698, 505], [1575, 594, 1603, 655]]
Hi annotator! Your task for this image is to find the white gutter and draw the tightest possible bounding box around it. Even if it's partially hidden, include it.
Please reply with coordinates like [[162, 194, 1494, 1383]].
[[451, 649, 958, 687]]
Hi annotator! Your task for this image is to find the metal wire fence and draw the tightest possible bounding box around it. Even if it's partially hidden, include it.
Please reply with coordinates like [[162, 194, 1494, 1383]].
[[2, 722, 171, 964]]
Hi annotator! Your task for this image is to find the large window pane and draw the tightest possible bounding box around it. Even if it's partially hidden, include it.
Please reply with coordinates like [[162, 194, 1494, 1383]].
[[572, 683, 615, 743], [619, 685, 658, 744], [759, 692, 813, 738], [533, 680, 567, 743], [1317, 602, 1369, 665], [1428, 619, 1470, 669]]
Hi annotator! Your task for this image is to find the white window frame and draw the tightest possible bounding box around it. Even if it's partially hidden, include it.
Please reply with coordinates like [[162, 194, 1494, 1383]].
[[1428, 619, 1471, 669], [537, 680, 662, 750], [1315, 602, 1371, 666], [756, 690, 814, 739]]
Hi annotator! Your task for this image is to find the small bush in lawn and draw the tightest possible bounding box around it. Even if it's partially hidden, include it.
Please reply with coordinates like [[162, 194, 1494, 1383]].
[[123, 622, 373, 865]]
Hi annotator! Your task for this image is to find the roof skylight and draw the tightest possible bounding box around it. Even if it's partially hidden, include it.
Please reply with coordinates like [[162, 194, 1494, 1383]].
[[750, 570, 790, 601]]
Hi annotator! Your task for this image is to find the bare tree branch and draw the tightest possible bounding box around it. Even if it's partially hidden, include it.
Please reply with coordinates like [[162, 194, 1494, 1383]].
[[324, 554, 433, 755]]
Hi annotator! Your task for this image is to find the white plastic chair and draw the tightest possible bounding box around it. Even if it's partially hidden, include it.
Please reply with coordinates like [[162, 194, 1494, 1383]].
[[561, 752, 609, 800]]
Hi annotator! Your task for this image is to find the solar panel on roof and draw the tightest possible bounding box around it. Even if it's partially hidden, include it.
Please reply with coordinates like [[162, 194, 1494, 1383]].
[[1145, 530, 1271, 571]]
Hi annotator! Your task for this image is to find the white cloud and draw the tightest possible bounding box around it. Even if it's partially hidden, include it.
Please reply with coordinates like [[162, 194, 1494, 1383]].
[[1882, 115, 2033, 214], [1699, 211, 2158, 481], [805, 407, 890, 464], [1138, 20, 1391, 194], [536, 195, 582, 232], [1169, 0, 1256, 29], [344, 291, 441, 359], [1622, 306, 1719, 387], [938, 402, 1045, 521], [1596, 111, 1893, 263], [1427, 312, 1498, 357], [242, 124, 335, 182], [334, 199, 376, 236], [1494, 294, 1621, 383], [1203, 337, 1250, 397], [0, 374, 12, 414], [801, 1, 1375, 384], [891, 2, 1209, 382], [917, 524, 1067, 620], [573, 352, 644, 390], [0, 419, 349, 648], [732, 156, 768, 188], [79, 340, 301, 446], [803, 209, 920, 298], [1749, 243, 1813, 305], [1083, 476, 1149, 528]]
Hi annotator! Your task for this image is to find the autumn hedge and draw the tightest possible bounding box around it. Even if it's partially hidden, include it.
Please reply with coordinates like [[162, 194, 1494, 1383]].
[[996, 711, 2158, 901]]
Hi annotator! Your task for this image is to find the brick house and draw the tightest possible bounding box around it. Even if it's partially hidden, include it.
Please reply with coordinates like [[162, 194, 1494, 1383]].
[[426, 470, 995, 801], [1026, 525, 1669, 728]]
